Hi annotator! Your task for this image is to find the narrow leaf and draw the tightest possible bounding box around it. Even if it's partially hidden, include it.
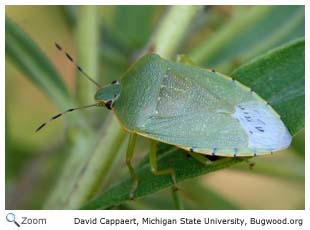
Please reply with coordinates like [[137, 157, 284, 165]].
[[82, 145, 242, 209], [5, 17, 72, 110], [189, 6, 304, 72]]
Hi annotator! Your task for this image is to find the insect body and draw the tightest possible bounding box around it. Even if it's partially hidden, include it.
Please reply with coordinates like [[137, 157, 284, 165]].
[[37, 48, 292, 200], [97, 54, 291, 156]]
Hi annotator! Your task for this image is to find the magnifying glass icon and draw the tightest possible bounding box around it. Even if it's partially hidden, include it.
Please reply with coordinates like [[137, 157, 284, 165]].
[[6, 213, 20, 227]]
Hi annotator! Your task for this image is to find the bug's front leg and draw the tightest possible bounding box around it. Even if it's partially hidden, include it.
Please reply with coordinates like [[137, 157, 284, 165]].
[[125, 133, 138, 200], [149, 140, 183, 209]]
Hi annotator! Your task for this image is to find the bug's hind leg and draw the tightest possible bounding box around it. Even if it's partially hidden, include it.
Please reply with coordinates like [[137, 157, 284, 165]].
[[126, 133, 138, 200], [240, 157, 255, 169], [187, 151, 213, 165], [149, 140, 183, 209]]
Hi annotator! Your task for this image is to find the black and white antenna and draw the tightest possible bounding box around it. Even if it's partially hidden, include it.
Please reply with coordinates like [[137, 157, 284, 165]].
[[55, 42, 101, 88], [35, 103, 99, 132], [35, 43, 104, 132]]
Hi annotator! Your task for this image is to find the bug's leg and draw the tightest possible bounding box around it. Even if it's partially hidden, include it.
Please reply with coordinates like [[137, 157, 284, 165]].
[[149, 140, 183, 209], [126, 133, 138, 200], [187, 151, 212, 165], [241, 158, 255, 169], [149, 140, 176, 182]]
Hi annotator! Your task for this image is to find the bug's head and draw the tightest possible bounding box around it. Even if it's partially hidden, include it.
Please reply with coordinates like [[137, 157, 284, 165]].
[[95, 80, 122, 110]]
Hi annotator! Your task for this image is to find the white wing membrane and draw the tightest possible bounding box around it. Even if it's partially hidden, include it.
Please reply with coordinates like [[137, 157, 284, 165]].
[[233, 101, 291, 151]]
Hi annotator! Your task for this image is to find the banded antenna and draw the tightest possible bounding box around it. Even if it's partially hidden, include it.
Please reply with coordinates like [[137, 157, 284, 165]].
[[55, 42, 101, 88], [35, 103, 100, 132], [36, 43, 104, 132]]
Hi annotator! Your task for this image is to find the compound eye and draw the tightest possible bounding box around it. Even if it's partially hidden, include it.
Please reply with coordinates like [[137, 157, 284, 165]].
[[111, 80, 119, 85], [105, 100, 113, 110]]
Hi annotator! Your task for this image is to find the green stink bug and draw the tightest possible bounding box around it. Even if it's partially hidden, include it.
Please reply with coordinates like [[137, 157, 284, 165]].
[[37, 44, 292, 199]]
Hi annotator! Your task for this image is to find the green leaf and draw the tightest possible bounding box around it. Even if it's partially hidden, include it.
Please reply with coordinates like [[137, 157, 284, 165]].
[[5, 17, 72, 110], [114, 6, 157, 51], [291, 130, 305, 158], [179, 180, 239, 209], [104, 6, 159, 55], [128, 181, 238, 209], [81, 38, 304, 210], [232, 38, 305, 135], [189, 6, 304, 72], [81, 145, 242, 209]]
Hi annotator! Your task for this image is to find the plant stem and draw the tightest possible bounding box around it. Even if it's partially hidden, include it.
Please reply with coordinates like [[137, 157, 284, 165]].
[[76, 6, 99, 110], [151, 6, 202, 59], [172, 188, 184, 210], [64, 117, 126, 208], [44, 6, 99, 209]]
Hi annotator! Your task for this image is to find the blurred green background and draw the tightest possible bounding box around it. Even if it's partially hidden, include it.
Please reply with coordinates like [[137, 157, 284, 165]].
[[6, 5, 304, 210]]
